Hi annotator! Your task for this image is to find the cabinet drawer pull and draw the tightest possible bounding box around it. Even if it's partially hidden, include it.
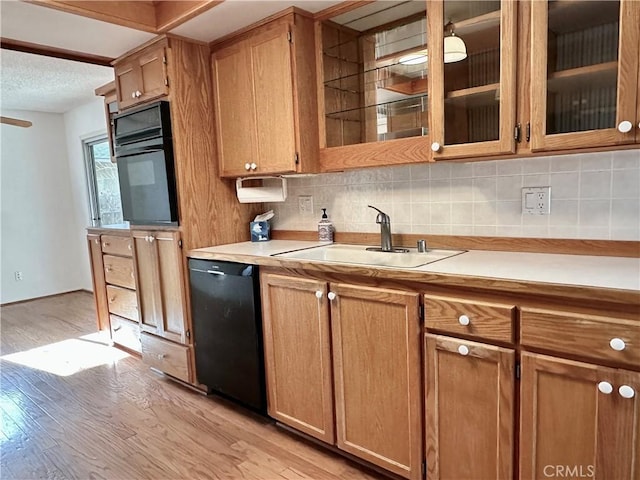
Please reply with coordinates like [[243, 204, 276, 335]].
[[157, 354, 166, 360], [609, 338, 626, 351], [105, 267, 112, 272], [250, 162, 257, 170], [458, 314, 470, 326], [244, 163, 251, 171], [619, 385, 635, 399], [109, 297, 116, 303], [315, 290, 323, 299], [617, 120, 633, 133], [94, 238, 100, 245], [457, 345, 469, 356], [128, 244, 132, 250], [102, 242, 109, 248], [327, 292, 336, 301], [597, 381, 613, 394]]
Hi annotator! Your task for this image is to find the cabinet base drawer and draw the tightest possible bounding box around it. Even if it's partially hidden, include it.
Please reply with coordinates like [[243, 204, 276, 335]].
[[101, 235, 133, 257], [107, 285, 139, 321], [520, 307, 640, 368], [104, 255, 136, 289], [110, 314, 141, 353], [424, 295, 515, 344], [141, 332, 191, 383]]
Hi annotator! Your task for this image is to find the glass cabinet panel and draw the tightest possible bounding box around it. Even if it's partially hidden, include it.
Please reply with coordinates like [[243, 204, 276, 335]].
[[428, 0, 516, 159], [530, 0, 639, 151], [321, 1, 428, 148], [545, 0, 620, 135]]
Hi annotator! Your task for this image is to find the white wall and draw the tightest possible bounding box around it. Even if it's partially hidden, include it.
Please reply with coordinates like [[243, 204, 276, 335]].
[[63, 97, 109, 291], [268, 149, 640, 241], [0, 100, 107, 304], [0, 110, 84, 303]]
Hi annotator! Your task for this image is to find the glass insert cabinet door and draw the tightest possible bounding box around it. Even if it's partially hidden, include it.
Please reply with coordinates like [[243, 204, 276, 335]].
[[530, 0, 640, 152], [427, 0, 517, 159], [318, 1, 430, 169]]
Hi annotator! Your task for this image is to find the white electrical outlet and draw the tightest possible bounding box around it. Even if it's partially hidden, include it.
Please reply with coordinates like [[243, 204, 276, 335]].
[[298, 195, 314, 215], [14, 271, 23, 281], [522, 187, 551, 215]]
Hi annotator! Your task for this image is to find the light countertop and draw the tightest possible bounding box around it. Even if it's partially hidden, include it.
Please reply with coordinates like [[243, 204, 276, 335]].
[[189, 241, 640, 301]]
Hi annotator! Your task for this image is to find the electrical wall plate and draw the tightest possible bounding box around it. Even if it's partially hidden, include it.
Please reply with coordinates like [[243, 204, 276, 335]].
[[522, 186, 551, 215], [298, 195, 313, 215]]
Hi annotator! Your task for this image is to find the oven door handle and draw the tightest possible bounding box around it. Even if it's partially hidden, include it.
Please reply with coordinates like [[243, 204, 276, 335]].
[[115, 144, 164, 157]]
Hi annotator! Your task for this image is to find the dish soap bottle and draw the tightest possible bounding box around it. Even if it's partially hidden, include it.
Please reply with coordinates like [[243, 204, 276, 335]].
[[318, 208, 334, 242]]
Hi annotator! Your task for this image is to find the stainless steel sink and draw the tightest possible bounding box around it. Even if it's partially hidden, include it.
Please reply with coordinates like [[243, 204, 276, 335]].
[[274, 244, 465, 268]]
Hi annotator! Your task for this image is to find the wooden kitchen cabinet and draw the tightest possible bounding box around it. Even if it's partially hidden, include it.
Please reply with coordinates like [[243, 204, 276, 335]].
[[132, 230, 188, 345], [425, 334, 515, 480], [114, 41, 169, 110], [426, 0, 517, 160], [260, 271, 422, 479], [212, 11, 319, 177], [520, 352, 640, 480], [260, 273, 334, 444], [330, 283, 422, 480], [529, 0, 640, 152]]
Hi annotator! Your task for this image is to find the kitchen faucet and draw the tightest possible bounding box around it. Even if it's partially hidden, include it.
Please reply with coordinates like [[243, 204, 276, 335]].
[[367, 205, 393, 252]]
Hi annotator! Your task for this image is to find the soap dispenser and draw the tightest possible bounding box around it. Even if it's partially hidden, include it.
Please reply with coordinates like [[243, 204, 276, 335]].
[[318, 208, 334, 242]]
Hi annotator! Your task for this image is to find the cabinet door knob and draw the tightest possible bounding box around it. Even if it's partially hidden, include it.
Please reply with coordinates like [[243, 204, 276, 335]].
[[327, 292, 336, 301], [157, 354, 166, 360], [244, 163, 251, 171], [105, 267, 112, 272], [136, 90, 142, 98], [458, 314, 470, 326], [102, 242, 109, 248], [94, 238, 100, 245], [250, 163, 257, 170], [458, 345, 469, 356], [131, 92, 136, 99], [617, 120, 633, 133], [597, 381, 613, 394], [619, 385, 636, 399], [609, 338, 626, 351], [128, 244, 132, 250], [431, 142, 442, 152], [109, 297, 115, 303], [315, 290, 323, 299]]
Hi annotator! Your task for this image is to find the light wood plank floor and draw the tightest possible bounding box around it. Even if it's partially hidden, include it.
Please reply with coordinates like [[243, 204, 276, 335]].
[[0, 291, 383, 479]]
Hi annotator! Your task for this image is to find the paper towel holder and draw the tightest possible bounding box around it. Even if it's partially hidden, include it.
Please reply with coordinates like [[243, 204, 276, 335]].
[[236, 176, 288, 203]]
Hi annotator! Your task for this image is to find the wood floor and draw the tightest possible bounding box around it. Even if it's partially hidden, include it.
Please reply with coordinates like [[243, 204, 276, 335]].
[[0, 291, 383, 479]]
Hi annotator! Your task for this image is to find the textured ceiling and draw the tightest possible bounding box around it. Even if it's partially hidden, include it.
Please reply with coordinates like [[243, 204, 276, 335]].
[[0, 50, 114, 113]]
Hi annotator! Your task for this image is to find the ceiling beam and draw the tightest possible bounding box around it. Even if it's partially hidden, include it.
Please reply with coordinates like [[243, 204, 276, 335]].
[[313, 1, 375, 21], [25, 0, 225, 34], [1, 37, 114, 66], [156, 1, 224, 32]]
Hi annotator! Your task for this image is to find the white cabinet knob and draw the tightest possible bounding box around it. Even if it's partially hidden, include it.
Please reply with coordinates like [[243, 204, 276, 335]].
[[131, 92, 136, 99], [137, 90, 142, 98], [619, 385, 636, 399], [458, 314, 470, 326], [617, 120, 633, 133], [250, 162, 257, 170], [244, 163, 251, 171], [458, 345, 469, 356], [609, 338, 626, 351], [327, 292, 336, 301], [431, 142, 442, 152], [315, 290, 323, 299], [598, 381, 613, 394], [157, 353, 166, 360]]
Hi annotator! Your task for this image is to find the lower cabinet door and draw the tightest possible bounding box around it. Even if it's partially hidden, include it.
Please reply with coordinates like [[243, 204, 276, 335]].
[[260, 273, 334, 443], [330, 283, 422, 480], [141, 332, 191, 383], [425, 334, 515, 480], [520, 352, 640, 480]]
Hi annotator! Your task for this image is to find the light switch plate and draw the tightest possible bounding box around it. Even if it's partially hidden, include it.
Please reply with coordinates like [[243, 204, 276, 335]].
[[522, 187, 551, 215]]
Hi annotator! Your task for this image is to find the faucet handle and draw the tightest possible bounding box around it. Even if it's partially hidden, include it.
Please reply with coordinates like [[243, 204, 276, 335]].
[[367, 205, 390, 224]]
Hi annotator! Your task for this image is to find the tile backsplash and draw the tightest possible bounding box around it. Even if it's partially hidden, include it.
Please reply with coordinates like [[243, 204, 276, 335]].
[[267, 149, 640, 241]]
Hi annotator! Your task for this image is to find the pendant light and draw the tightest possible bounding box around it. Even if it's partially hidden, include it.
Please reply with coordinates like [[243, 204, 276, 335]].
[[444, 21, 467, 63]]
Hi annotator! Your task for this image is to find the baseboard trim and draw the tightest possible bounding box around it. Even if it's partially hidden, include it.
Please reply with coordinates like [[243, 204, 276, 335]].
[[1, 289, 91, 307]]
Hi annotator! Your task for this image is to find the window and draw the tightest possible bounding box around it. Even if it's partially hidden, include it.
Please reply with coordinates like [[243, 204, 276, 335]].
[[84, 137, 123, 226]]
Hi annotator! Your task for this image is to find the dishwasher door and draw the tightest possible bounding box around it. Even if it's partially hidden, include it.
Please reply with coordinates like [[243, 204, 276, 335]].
[[188, 258, 266, 414]]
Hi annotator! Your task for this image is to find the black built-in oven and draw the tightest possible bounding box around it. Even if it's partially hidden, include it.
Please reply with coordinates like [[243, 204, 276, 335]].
[[114, 101, 178, 226]]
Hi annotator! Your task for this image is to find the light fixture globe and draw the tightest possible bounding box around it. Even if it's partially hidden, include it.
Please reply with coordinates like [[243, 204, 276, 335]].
[[444, 33, 467, 63]]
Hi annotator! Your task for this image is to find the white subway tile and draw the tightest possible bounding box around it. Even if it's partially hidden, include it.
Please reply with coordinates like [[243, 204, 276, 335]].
[[496, 201, 522, 226], [497, 176, 523, 201], [548, 226, 580, 238], [431, 162, 452, 179], [496, 159, 522, 176], [473, 161, 497, 177], [611, 149, 640, 169], [393, 182, 412, 203], [550, 155, 581, 172], [450, 162, 474, 178], [580, 171, 611, 199], [451, 178, 473, 201], [612, 169, 640, 198], [580, 153, 612, 171], [431, 203, 452, 225], [522, 157, 550, 174], [473, 225, 497, 235], [550, 172, 579, 199], [522, 174, 550, 187], [429, 179, 451, 203], [473, 177, 498, 201], [579, 200, 611, 227], [451, 202, 473, 225], [610, 228, 640, 240], [577, 226, 610, 240], [410, 163, 430, 180], [611, 199, 640, 228], [452, 225, 474, 235], [473, 201, 497, 225], [549, 200, 579, 226]]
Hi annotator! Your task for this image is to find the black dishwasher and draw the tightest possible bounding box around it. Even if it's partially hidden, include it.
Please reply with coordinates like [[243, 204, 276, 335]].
[[188, 258, 266, 414]]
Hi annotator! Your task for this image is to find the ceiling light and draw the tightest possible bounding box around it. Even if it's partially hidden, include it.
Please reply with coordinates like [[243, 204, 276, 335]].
[[444, 22, 467, 63], [399, 50, 428, 65]]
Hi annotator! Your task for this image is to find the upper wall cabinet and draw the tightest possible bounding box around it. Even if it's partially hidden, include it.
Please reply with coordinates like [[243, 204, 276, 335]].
[[212, 11, 320, 178], [530, 0, 640, 152], [317, 1, 431, 171], [114, 39, 169, 110], [428, 0, 517, 160]]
